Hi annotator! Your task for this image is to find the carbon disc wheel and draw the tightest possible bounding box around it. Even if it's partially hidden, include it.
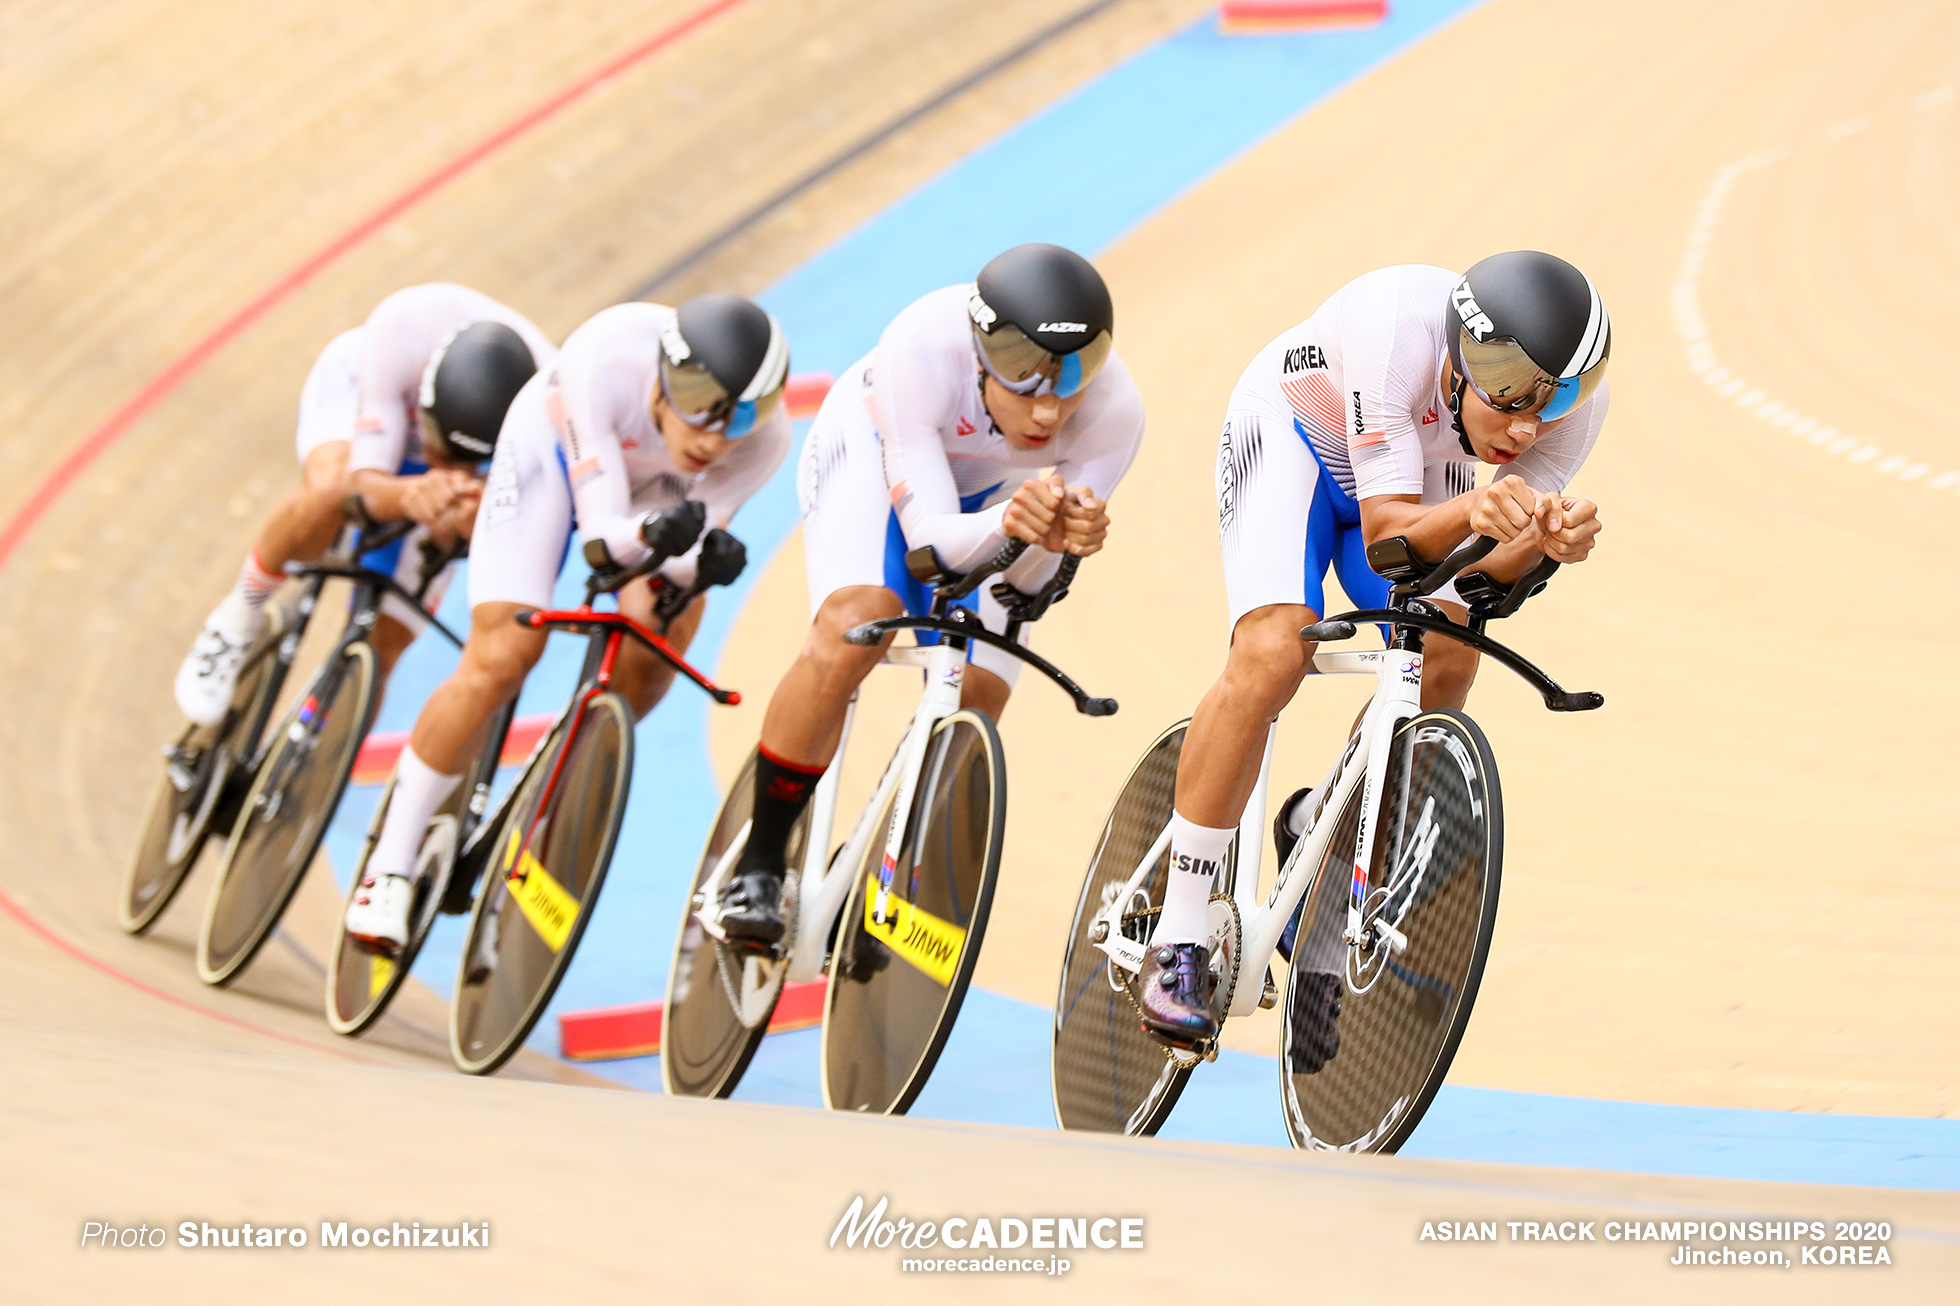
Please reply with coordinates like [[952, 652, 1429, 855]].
[[120, 605, 291, 934], [196, 640, 377, 986], [326, 703, 518, 1037], [661, 748, 813, 1099], [1052, 720, 1237, 1136], [450, 693, 632, 1076], [1279, 709, 1502, 1153], [820, 708, 1006, 1116]]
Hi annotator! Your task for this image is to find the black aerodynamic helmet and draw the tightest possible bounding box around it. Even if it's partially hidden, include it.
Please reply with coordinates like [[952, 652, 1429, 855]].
[[968, 243, 1114, 398], [658, 293, 789, 438], [418, 320, 539, 462], [1445, 250, 1610, 422]]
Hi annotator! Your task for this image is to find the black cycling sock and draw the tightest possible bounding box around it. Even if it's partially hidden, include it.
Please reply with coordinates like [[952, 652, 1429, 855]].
[[737, 746, 826, 878]]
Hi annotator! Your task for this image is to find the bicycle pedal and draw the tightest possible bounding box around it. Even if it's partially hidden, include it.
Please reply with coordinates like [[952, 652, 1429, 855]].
[[1259, 967, 1278, 1010]]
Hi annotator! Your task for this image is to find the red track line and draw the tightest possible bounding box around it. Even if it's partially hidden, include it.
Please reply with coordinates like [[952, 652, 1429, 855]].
[[0, 0, 754, 1054], [0, 889, 377, 1064]]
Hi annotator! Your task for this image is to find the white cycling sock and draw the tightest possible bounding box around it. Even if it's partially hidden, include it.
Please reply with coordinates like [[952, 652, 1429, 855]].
[[1150, 811, 1235, 947], [367, 746, 462, 882], [209, 550, 283, 640]]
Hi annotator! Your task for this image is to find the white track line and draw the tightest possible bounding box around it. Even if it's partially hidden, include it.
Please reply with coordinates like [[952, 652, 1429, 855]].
[[1674, 97, 1960, 494]]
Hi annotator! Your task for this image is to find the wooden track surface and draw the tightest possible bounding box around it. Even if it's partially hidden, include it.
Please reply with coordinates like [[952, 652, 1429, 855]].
[[5, 0, 1960, 1297]]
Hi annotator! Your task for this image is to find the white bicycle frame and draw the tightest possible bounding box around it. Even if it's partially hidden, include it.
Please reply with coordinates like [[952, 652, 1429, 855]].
[[693, 635, 970, 985], [1089, 644, 1426, 1021]]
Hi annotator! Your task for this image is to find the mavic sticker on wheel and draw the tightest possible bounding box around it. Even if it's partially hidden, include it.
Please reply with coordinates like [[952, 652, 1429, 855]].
[[506, 839, 577, 953], [861, 873, 965, 987], [368, 954, 394, 999]]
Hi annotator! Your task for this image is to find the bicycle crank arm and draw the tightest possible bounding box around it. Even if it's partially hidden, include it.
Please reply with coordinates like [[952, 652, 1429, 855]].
[[1088, 914, 1145, 976], [1302, 609, 1603, 712], [844, 615, 1118, 716]]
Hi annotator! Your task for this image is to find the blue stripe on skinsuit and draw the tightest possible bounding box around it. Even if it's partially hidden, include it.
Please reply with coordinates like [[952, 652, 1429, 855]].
[[881, 482, 1007, 637]]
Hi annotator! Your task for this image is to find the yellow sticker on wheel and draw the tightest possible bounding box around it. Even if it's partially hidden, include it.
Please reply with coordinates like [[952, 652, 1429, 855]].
[[862, 872, 966, 987], [367, 955, 394, 999], [503, 829, 577, 953]]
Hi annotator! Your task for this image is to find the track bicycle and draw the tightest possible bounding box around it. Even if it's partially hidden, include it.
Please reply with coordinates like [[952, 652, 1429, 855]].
[[664, 539, 1116, 1113], [193, 513, 463, 984], [1052, 533, 1602, 1150], [446, 526, 745, 1075]]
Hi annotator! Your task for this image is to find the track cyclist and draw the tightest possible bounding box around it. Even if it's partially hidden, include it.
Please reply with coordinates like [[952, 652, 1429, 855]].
[[709, 242, 1146, 948], [172, 283, 555, 725], [1139, 251, 1611, 1049], [343, 293, 792, 951]]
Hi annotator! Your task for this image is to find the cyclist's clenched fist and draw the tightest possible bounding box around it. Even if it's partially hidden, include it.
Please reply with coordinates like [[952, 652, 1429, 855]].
[[398, 467, 479, 525], [1060, 485, 1110, 556], [1471, 475, 1600, 562]]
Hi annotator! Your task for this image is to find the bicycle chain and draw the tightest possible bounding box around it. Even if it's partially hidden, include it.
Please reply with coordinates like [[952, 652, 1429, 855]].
[[710, 868, 799, 1027], [1106, 895, 1242, 1067]]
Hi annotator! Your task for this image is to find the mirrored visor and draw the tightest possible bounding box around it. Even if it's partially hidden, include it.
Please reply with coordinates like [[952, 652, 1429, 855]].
[[659, 358, 784, 437], [973, 323, 1112, 399], [1458, 329, 1607, 421]]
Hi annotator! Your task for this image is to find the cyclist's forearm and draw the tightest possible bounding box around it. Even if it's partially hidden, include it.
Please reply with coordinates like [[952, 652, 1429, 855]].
[[351, 468, 413, 521], [1359, 493, 1475, 560]]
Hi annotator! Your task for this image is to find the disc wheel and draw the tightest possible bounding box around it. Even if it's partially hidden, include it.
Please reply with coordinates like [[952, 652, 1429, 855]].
[[820, 709, 1005, 1115], [661, 748, 812, 1099], [120, 605, 291, 934], [450, 693, 632, 1076], [326, 705, 517, 1036], [196, 640, 377, 986], [1052, 720, 1238, 1135], [1279, 709, 1502, 1153]]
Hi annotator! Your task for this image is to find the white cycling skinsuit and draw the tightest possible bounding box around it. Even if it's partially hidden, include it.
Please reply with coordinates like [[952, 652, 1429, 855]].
[[1216, 263, 1607, 629], [346, 283, 558, 626], [469, 301, 792, 611], [796, 283, 1145, 684]]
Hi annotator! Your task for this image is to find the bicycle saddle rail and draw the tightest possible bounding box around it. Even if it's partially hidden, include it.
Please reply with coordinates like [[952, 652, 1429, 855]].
[[840, 538, 1116, 717]]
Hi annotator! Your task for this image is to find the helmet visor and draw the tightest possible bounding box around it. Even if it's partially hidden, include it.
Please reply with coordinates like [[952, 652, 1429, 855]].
[[659, 357, 784, 438], [1457, 329, 1608, 422], [972, 322, 1112, 399]]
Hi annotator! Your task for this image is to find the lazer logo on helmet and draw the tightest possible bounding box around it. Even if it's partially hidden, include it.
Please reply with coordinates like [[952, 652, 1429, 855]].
[[967, 294, 997, 331], [1037, 321, 1088, 333], [1282, 345, 1327, 374], [1450, 278, 1496, 342]]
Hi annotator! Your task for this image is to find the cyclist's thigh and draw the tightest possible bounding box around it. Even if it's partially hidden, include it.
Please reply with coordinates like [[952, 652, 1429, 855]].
[[467, 391, 571, 613], [1219, 402, 1332, 631], [295, 327, 365, 469], [798, 375, 890, 617]]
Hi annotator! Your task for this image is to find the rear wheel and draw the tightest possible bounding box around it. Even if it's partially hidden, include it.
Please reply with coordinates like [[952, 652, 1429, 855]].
[[196, 640, 377, 986], [1052, 720, 1238, 1135], [450, 693, 632, 1076], [325, 704, 517, 1037], [1279, 709, 1502, 1153], [820, 709, 1005, 1116], [120, 605, 291, 934], [660, 748, 814, 1099]]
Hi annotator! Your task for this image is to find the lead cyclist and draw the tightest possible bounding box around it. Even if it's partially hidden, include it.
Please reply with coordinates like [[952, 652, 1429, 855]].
[[1140, 251, 1612, 1054]]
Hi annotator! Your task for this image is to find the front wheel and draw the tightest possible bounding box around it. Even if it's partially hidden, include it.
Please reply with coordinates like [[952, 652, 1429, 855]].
[[195, 640, 377, 986], [1279, 708, 1502, 1153], [820, 709, 1005, 1115], [450, 693, 632, 1076]]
